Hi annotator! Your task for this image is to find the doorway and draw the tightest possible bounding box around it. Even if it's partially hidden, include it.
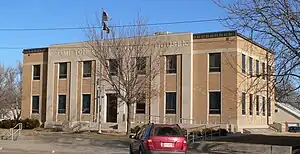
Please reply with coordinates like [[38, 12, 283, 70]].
[[106, 94, 118, 123]]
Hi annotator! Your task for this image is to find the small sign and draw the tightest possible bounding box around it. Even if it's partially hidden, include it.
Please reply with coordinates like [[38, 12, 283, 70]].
[[162, 143, 173, 148]]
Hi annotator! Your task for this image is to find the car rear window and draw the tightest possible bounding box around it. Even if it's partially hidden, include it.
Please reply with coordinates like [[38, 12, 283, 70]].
[[151, 126, 184, 137]]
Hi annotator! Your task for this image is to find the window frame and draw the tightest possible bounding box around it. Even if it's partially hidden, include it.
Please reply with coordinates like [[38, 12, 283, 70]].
[[108, 59, 119, 76], [83, 61, 92, 78], [209, 91, 221, 114], [165, 92, 176, 114], [136, 93, 146, 114], [209, 53, 221, 72], [58, 95, 67, 114], [262, 96, 266, 116], [249, 57, 253, 76], [32, 96, 40, 114], [59, 62, 68, 79], [136, 57, 147, 75], [166, 55, 177, 74], [242, 54, 246, 73], [82, 94, 91, 114], [242, 92, 246, 115], [33, 65, 41, 80]]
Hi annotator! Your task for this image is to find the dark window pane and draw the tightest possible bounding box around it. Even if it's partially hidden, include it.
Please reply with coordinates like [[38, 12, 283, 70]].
[[256, 60, 259, 75], [209, 53, 221, 72], [166, 55, 177, 74], [249, 94, 253, 115], [82, 94, 91, 114], [209, 92, 221, 114], [267, 98, 271, 116], [166, 92, 176, 114], [262, 97, 266, 116], [256, 95, 259, 115], [136, 93, 146, 114], [136, 57, 146, 75], [109, 59, 118, 76], [242, 93, 246, 115], [151, 126, 183, 137], [262, 62, 266, 79], [83, 61, 92, 77], [33, 65, 41, 80], [242, 54, 246, 73], [32, 96, 39, 114], [59, 63, 68, 79], [58, 95, 66, 114]]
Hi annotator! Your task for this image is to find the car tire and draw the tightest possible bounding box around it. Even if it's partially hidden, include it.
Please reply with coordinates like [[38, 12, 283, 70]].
[[129, 145, 133, 154]]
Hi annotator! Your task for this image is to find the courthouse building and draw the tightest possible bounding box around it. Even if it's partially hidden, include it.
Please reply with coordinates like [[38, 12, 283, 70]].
[[21, 30, 275, 132]]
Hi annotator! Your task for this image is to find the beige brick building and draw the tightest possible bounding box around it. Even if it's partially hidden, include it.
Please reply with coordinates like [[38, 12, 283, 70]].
[[21, 31, 275, 132]]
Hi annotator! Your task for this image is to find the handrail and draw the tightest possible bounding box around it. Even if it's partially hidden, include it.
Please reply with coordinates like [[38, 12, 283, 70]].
[[10, 123, 22, 141]]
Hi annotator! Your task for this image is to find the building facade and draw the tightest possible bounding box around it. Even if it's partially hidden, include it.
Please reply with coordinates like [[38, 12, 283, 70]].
[[21, 31, 275, 132]]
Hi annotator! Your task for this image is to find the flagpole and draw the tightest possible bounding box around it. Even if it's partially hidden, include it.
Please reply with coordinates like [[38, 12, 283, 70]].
[[98, 8, 104, 134]]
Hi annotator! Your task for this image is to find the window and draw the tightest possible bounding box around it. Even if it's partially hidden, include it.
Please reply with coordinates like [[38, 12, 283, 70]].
[[267, 98, 271, 116], [136, 93, 146, 114], [262, 62, 266, 79], [242, 92, 246, 115], [82, 94, 91, 114], [166, 92, 176, 114], [136, 57, 146, 75], [32, 96, 39, 114], [83, 61, 92, 77], [166, 55, 177, 74], [59, 63, 68, 79], [209, 92, 221, 114], [152, 126, 183, 137], [249, 57, 253, 76], [256, 60, 259, 76], [242, 54, 246, 73], [249, 94, 253, 115], [109, 59, 118, 76], [262, 97, 266, 116], [33, 65, 41, 80], [58, 95, 66, 114], [256, 95, 259, 115], [209, 53, 221, 72]]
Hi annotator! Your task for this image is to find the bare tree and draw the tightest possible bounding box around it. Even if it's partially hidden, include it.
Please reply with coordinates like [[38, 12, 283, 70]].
[[213, 0, 300, 102], [0, 63, 22, 120], [86, 17, 166, 135]]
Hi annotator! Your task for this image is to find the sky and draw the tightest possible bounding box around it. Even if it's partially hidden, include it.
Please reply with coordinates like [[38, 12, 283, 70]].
[[0, 0, 230, 67]]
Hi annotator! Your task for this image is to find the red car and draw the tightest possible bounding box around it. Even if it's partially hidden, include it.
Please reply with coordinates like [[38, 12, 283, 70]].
[[129, 123, 188, 154]]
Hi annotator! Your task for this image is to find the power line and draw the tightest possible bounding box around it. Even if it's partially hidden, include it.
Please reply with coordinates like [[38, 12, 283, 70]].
[[0, 17, 232, 32]]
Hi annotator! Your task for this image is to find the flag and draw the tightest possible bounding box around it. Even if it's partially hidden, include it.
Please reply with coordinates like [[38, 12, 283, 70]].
[[102, 11, 109, 21], [102, 22, 110, 33]]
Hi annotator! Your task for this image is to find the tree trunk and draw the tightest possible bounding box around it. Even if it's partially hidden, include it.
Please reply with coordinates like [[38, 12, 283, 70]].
[[126, 103, 131, 136]]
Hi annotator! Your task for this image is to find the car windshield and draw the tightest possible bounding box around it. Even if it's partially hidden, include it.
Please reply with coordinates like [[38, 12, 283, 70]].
[[151, 126, 183, 137]]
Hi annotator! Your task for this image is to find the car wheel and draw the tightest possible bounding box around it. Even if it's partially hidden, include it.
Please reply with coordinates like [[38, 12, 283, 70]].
[[129, 145, 133, 154]]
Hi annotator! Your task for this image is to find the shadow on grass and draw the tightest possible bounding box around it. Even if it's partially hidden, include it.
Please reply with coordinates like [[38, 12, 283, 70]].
[[189, 142, 250, 154]]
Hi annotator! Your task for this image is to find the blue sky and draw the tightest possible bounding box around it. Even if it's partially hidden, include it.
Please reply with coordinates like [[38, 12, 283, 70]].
[[0, 0, 230, 67]]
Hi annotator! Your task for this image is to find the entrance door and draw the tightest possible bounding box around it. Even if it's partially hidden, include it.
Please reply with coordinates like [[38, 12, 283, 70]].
[[106, 94, 118, 123]]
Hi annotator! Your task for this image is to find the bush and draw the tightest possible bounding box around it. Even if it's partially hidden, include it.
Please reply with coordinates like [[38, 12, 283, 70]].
[[0, 118, 40, 129], [131, 125, 141, 133], [217, 128, 228, 136]]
